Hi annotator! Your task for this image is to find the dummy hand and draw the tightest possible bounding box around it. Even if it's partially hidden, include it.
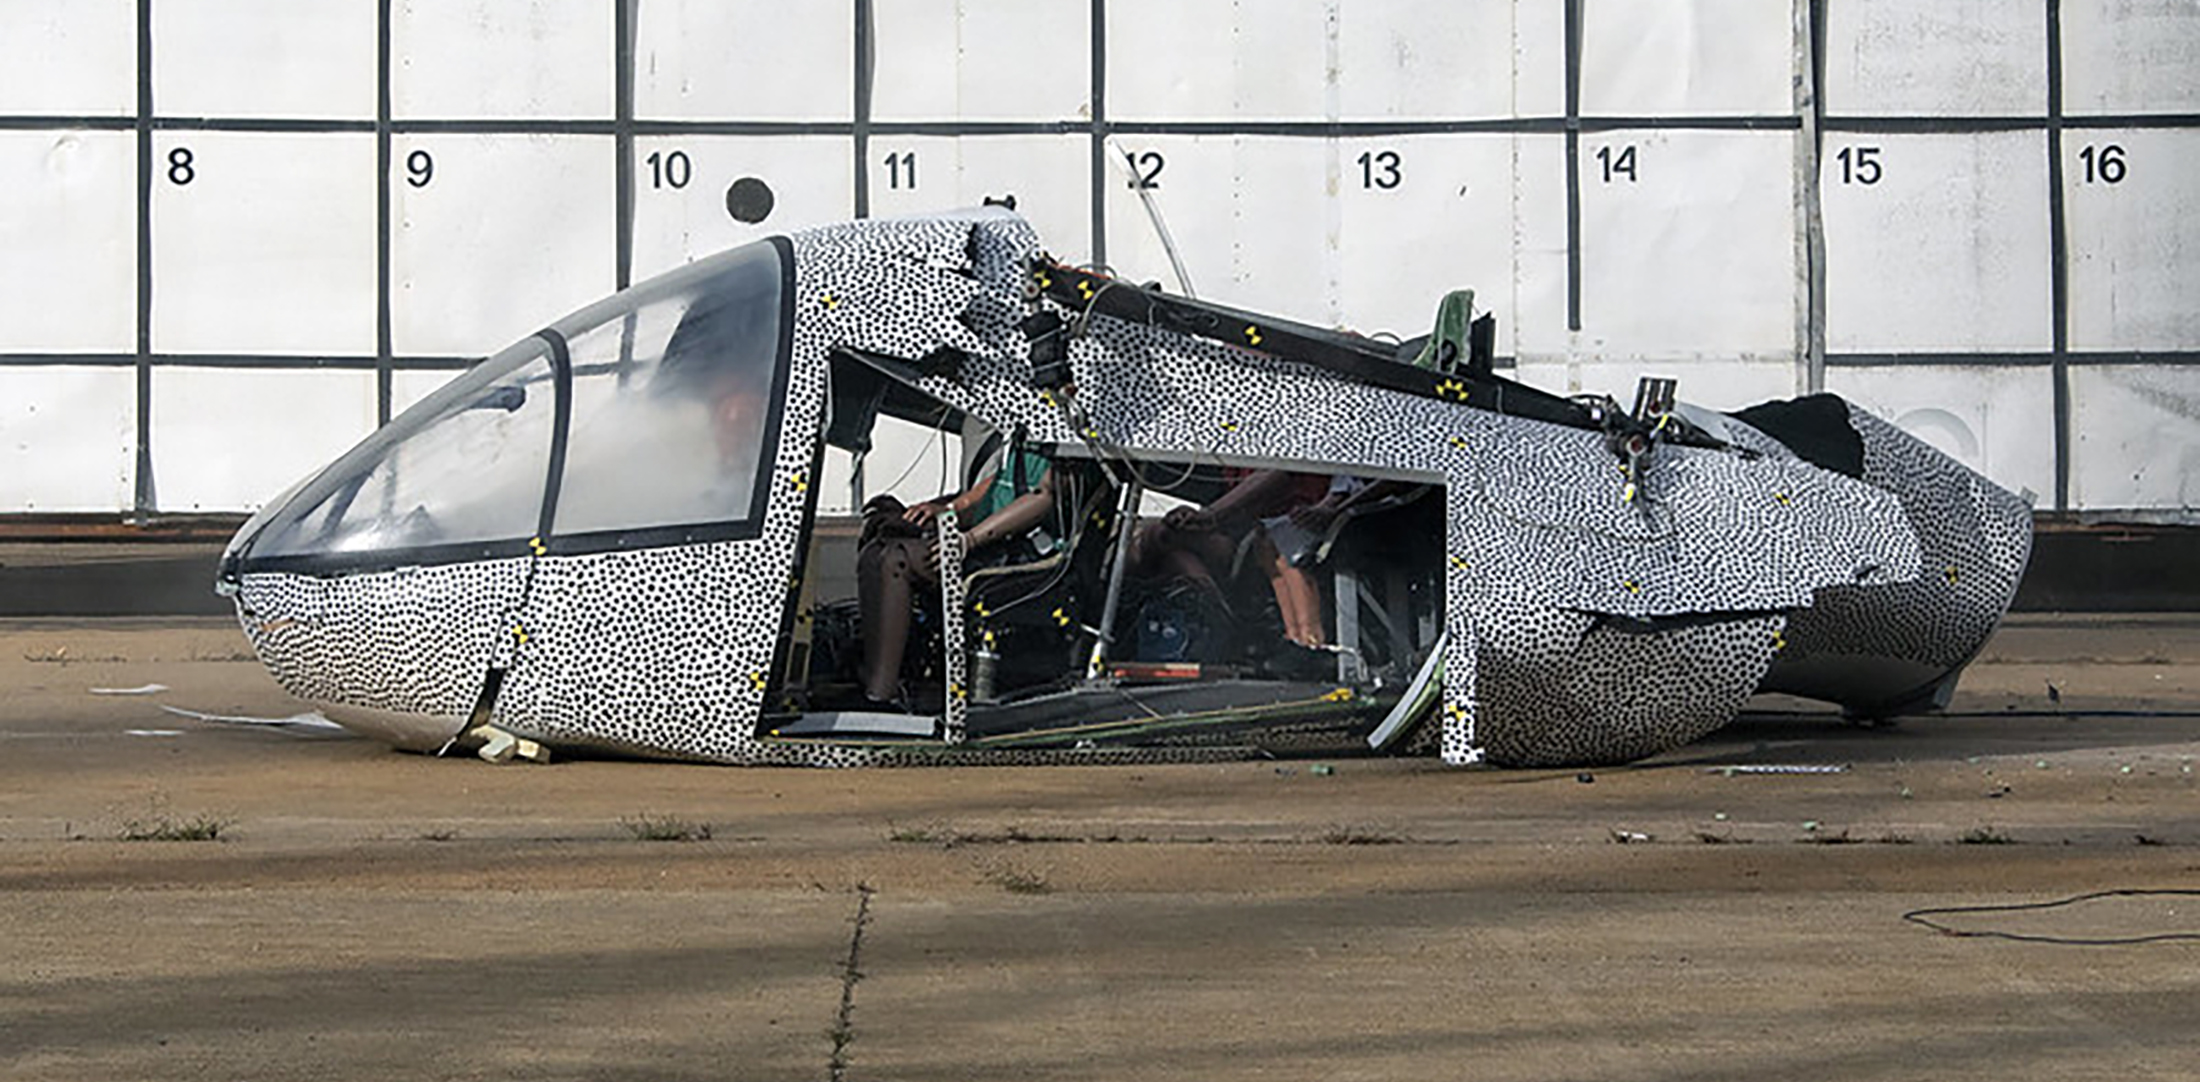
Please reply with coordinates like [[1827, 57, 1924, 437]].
[[904, 501, 945, 527], [1164, 505, 1215, 533]]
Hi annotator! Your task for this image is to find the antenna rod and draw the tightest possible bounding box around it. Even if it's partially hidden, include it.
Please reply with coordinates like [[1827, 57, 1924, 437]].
[[1107, 139, 1197, 298]]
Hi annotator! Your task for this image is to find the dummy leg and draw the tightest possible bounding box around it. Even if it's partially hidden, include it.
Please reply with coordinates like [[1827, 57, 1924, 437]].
[[858, 538, 921, 702], [1280, 567, 1325, 647], [1256, 533, 1325, 647]]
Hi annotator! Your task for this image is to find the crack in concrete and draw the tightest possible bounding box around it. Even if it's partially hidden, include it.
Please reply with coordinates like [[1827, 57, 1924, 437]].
[[827, 882, 875, 1082]]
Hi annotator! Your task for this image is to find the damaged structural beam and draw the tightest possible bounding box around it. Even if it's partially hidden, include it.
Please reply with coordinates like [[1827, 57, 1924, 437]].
[[1033, 262, 1695, 443]]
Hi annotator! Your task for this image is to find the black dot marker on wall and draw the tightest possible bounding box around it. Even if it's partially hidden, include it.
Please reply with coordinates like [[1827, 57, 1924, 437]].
[[726, 177, 773, 224]]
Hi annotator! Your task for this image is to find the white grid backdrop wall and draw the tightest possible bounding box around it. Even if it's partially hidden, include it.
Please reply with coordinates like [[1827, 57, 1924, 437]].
[[0, 0, 2194, 518]]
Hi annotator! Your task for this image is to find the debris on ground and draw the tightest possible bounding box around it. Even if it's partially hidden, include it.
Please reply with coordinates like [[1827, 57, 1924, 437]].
[[160, 704, 347, 734], [1706, 764, 1849, 775]]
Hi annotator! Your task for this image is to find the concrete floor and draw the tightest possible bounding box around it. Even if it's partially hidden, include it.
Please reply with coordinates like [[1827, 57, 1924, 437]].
[[2, 614, 2197, 1081]]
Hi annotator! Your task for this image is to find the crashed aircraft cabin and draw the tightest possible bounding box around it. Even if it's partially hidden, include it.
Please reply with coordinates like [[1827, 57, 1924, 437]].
[[216, 208, 2032, 767]]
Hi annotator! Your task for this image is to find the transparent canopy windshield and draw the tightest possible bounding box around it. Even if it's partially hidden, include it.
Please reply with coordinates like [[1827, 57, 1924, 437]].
[[240, 238, 791, 569]]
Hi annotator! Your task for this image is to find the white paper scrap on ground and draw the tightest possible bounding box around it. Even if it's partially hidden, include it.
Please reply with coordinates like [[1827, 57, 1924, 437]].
[[1705, 764, 1851, 775], [89, 684, 170, 695], [160, 704, 348, 733], [124, 729, 186, 737]]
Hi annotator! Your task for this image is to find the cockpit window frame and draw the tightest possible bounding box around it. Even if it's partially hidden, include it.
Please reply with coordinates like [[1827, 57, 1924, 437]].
[[540, 236, 797, 556], [229, 236, 796, 579]]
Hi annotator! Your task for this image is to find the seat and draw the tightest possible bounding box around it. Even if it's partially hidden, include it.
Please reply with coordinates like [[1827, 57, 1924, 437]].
[[961, 459, 1121, 699], [1392, 289, 1497, 380]]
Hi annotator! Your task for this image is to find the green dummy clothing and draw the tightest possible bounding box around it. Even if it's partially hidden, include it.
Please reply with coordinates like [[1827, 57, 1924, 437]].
[[971, 448, 1051, 528]]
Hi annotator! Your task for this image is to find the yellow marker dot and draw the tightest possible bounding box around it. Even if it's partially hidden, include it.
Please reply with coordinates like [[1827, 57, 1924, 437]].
[[1219, 420, 1239, 432], [1944, 565, 1960, 585], [748, 672, 767, 691], [1037, 273, 1053, 289], [1774, 492, 1791, 505], [1244, 325, 1263, 346], [1773, 630, 1788, 651], [820, 295, 837, 309], [1038, 390, 1056, 407], [1078, 281, 1095, 300], [1447, 435, 1468, 450], [1449, 555, 1470, 571], [1624, 580, 1642, 595]]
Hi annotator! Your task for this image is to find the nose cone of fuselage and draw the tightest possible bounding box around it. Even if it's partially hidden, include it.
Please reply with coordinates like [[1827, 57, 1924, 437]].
[[226, 556, 533, 752]]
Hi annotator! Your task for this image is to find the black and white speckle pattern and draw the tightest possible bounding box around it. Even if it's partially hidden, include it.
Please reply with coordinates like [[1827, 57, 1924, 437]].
[[1470, 587, 1784, 766], [937, 510, 969, 743], [1756, 405, 2034, 714], [232, 209, 2031, 768], [235, 559, 529, 744]]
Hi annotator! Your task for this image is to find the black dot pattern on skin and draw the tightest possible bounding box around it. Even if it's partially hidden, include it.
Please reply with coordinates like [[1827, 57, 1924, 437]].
[[937, 510, 969, 742], [1469, 587, 1785, 766], [1755, 404, 2034, 713], [232, 209, 2030, 769], [234, 558, 530, 726]]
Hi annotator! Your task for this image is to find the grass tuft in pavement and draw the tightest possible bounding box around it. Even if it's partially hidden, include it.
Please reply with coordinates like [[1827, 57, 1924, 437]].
[[118, 814, 231, 842], [983, 862, 1052, 894], [621, 814, 712, 842]]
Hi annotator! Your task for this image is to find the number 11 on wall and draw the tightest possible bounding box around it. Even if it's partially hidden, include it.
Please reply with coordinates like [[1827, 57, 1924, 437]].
[[883, 151, 917, 191]]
